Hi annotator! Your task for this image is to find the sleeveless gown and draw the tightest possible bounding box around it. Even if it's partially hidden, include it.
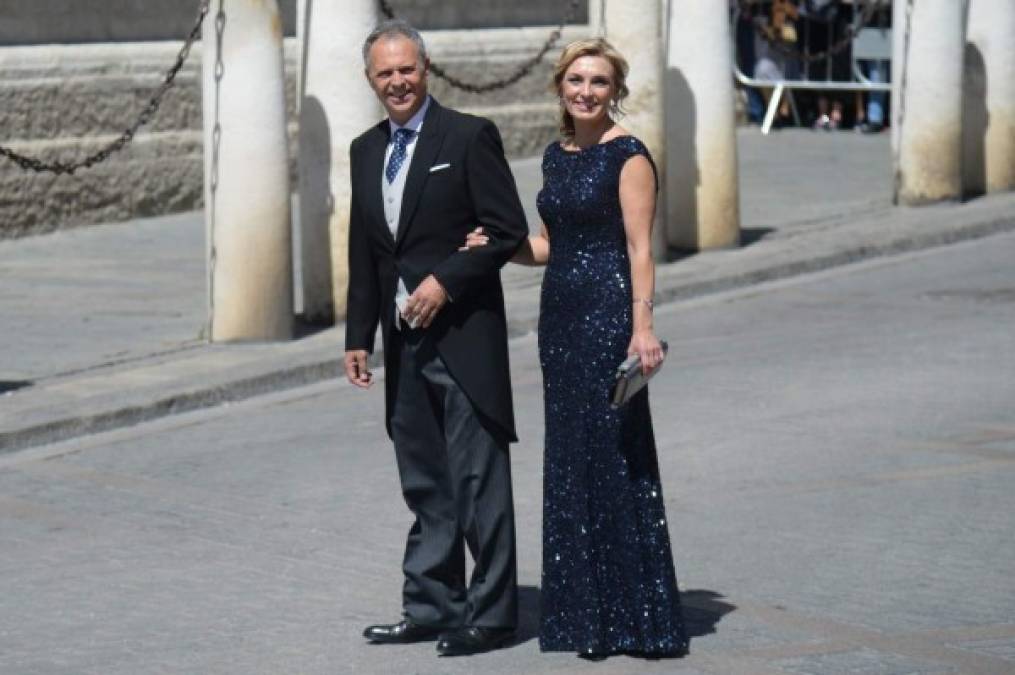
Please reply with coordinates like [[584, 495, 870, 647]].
[[535, 136, 689, 655]]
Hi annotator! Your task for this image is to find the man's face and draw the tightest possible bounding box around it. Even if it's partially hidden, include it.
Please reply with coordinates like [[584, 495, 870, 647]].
[[366, 36, 429, 125]]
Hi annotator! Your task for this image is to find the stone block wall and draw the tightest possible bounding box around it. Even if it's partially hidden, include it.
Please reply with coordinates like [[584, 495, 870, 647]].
[[0, 0, 585, 44], [0, 25, 588, 238]]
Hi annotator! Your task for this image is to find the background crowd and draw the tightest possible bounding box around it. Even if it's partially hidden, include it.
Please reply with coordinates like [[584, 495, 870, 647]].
[[733, 0, 892, 132]]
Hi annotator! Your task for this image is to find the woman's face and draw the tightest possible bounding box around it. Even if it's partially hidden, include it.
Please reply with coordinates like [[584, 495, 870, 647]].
[[560, 55, 616, 125]]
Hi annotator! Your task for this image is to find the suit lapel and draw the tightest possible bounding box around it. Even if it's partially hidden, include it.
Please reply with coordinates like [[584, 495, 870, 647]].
[[395, 100, 445, 248], [362, 122, 393, 248]]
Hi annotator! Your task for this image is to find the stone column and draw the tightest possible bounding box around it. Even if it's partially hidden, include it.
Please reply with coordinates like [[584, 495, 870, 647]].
[[603, 0, 668, 261], [202, 0, 293, 341], [893, 0, 968, 205], [665, 0, 740, 250], [963, 0, 1015, 195], [297, 0, 381, 322], [589, 0, 605, 36], [890, 0, 907, 161]]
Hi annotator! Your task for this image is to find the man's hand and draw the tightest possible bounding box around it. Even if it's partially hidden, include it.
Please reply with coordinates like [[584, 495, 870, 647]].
[[344, 350, 373, 388], [403, 275, 448, 329]]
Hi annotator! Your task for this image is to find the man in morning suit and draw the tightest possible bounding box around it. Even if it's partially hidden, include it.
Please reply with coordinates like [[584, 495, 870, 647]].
[[343, 20, 528, 657]]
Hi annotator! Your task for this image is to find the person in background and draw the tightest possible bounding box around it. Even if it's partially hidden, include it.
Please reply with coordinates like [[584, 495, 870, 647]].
[[734, 0, 766, 125], [854, 2, 891, 133]]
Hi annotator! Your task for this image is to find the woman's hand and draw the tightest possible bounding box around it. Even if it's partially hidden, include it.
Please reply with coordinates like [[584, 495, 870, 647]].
[[458, 226, 490, 251], [628, 329, 665, 375]]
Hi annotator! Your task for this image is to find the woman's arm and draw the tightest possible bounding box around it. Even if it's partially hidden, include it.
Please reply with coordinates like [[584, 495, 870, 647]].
[[512, 223, 550, 266], [463, 224, 550, 266], [619, 154, 665, 374]]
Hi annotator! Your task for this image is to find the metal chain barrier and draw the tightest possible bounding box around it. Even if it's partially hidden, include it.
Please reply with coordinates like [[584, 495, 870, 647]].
[[5, 0, 580, 173], [0, 0, 210, 176], [740, 0, 884, 65], [379, 0, 582, 94]]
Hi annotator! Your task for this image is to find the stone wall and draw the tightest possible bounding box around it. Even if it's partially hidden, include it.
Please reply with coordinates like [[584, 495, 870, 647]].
[[375, 1, 588, 29], [0, 1, 297, 45], [0, 25, 589, 238], [0, 1, 586, 44]]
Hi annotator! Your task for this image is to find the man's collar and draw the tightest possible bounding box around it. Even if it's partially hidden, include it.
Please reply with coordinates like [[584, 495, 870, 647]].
[[388, 95, 431, 137]]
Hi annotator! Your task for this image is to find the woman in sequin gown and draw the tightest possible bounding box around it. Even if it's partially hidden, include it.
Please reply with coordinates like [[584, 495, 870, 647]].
[[466, 39, 688, 659]]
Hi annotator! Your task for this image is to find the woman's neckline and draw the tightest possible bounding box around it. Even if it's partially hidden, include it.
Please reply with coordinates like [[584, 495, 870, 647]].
[[558, 134, 632, 154]]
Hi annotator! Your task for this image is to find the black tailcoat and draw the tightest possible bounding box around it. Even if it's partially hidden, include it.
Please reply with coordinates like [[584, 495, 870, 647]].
[[344, 100, 528, 441]]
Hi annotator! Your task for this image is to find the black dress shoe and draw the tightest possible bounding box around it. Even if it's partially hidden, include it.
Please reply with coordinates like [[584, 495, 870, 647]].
[[436, 626, 515, 656], [362, 619, 443, 644]]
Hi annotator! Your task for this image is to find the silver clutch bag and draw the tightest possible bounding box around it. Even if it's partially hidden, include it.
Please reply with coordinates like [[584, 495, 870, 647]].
[[610, 341, 668, 408]]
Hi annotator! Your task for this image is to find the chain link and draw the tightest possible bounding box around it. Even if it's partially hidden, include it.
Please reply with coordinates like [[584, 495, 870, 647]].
[[739, 0, 884, 65], [0, 0, 210, 176], [379, 0, 582, 94]]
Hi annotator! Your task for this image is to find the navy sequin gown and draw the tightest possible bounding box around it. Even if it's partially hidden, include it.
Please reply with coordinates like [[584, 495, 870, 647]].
[[536, 136, 688, 656]]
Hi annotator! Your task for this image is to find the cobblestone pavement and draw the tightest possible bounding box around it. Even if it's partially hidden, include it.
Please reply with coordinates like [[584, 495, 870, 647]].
[[2, 232, 1013, 674]]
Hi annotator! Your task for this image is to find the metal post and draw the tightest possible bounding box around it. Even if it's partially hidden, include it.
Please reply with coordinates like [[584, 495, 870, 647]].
[[762, 83, 785, 135]]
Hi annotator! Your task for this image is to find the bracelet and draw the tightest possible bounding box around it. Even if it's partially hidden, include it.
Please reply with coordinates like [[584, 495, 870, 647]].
[[633, 297, 654, 311]]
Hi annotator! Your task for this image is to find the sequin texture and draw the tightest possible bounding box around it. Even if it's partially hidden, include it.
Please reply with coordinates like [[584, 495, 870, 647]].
[[536, 136, 688, 655]]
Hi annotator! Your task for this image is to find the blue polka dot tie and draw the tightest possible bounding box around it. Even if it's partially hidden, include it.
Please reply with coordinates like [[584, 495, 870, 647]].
[[385, 128, 414, 184]]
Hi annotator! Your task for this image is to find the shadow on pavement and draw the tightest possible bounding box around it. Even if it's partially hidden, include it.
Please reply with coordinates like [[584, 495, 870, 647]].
[[740, 227, 777, 247], [294, 314, 336, 340], [666, 227, 776, 262], [0, 380, 31, 394], [682, 589, 737, 639], [514, 585, 541, 645], [509, 586, 736, 648]]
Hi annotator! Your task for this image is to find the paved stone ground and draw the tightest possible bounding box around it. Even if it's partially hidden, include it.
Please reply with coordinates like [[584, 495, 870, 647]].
[[2, 232, 1013, 674]]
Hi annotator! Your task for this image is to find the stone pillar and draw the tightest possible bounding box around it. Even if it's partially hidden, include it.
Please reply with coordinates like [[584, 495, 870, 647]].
[[893, 0, 968, 205], [665, 0, 740, 250], [603, 0, 668, 261], [963, 0, 1015, 195], [890, 0, 907, 161], [589, 0, 605, 36], [297, 0, 381, 322], [202, 0, 293, 341]]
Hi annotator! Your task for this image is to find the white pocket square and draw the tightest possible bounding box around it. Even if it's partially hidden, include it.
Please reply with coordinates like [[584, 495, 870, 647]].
[[429, 163, 451, 173]]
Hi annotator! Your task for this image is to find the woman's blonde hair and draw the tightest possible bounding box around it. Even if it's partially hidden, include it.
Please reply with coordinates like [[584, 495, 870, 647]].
[[552, 38, 630, 140]]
